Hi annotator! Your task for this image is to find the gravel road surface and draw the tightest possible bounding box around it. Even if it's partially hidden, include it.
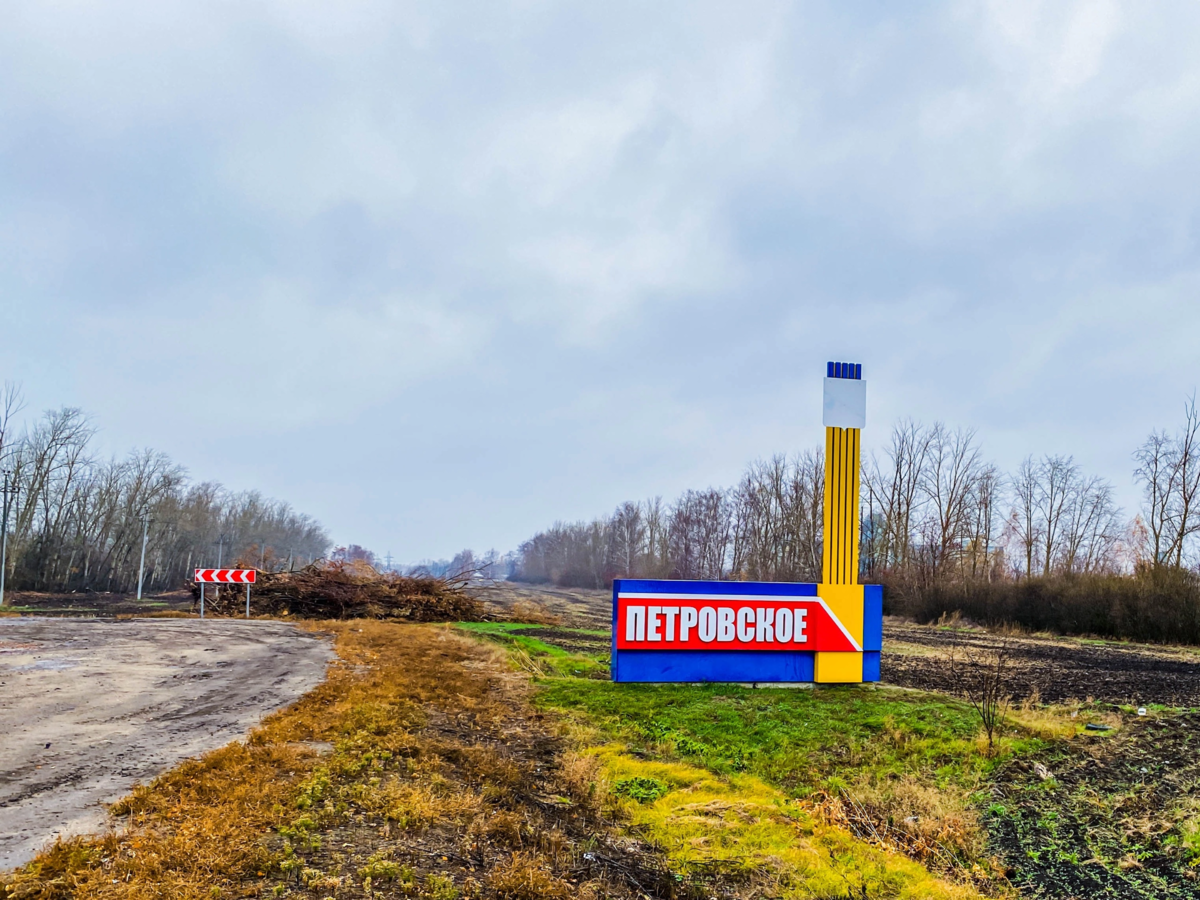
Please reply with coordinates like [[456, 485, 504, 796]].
[[0, 618, 332, 870]]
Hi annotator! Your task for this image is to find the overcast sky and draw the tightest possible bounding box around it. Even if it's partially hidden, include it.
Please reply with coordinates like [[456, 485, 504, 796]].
[[4, 1, 1200, 561]]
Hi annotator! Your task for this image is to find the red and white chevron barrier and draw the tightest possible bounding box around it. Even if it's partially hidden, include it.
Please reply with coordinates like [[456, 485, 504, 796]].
[[194, 568, 256, 584]]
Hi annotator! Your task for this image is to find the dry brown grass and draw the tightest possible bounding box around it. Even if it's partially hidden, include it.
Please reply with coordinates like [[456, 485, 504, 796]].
[[485, 852, 575, 900], [1004, 694, 1118, 741], [556, 751, 603, 805], [505, 600, 562, 626], [820, 775, 986, 872]]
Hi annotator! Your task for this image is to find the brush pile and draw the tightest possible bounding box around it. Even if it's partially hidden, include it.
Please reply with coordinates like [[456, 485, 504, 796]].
[[189, 560, 483, 621]]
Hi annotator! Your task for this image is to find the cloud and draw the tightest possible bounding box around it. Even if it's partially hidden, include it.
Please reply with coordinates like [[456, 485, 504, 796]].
[[4, 0, 1200, 556]]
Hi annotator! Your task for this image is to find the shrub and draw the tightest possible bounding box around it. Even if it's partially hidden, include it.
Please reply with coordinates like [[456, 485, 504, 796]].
[[888, 569, 1200, 645]]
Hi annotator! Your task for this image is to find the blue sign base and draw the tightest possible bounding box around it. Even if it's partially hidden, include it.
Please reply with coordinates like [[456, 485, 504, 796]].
[[614, 648, 815, 682], [612, 650, 882, 684]]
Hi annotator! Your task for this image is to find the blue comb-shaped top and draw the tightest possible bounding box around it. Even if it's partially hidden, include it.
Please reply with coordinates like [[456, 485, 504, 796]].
[[826, 362, 862, 380]]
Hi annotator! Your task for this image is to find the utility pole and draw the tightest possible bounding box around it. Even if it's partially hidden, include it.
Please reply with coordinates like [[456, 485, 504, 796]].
[[0, 471, 16, 607], [384, 552, 393, 573], [136, 509, 150, 601], [214, 532, 228, 600]]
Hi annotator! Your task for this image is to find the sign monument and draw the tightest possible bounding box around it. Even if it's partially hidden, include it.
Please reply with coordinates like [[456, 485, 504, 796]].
[[611, 362, 882, 683]]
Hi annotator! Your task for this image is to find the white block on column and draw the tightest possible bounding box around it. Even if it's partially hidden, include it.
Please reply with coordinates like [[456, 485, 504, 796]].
[[823, 377, 866, 429]]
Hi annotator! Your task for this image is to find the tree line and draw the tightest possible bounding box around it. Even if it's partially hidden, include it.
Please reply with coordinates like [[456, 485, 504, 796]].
[[513, 400, 1200, 590], [0, 385, 330, 596]]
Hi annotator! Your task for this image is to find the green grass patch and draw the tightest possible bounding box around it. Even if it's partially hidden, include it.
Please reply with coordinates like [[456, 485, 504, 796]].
[[454, 622, 609, 679], [455, 621, 570, 656], [536, 678, 1038, 798], [530, 652, 1058, 884], [588, 744, 983, 899], [455, 620, 609, 638], [454, 621, 546, 634], [1173, 814, 1200, 863]]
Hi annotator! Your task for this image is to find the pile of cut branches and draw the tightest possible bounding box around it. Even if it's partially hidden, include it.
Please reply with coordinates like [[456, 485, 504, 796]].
[[189, 560, 483, 621]]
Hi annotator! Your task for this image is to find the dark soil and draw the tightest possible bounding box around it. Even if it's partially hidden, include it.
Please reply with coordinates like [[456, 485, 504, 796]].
[[1, 590, 193, 617], [517, 626, 610, 656], [472, 583, 612, 630], [987, 712, 1200, 898], [884, 621, 1200, 707]]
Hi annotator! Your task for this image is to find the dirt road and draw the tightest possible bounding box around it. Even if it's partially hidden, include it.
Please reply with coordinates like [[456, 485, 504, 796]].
[[0, 618, 332, 870]]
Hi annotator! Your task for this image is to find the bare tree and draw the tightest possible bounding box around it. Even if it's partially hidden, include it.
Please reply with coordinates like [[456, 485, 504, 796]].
[[1009, 457, 1042, 578], [1134, 396, 1200, 567], [0, 382, 25, 465], [1036, 456, 1079, 578], [729, 450, 824, 582], [918, 425, 983, 580], [643, 496, 668, 578], [606, 501, 646, 578], [667, 489, 731, 580], [864, 420, 934, 573], [513, 413, 1133, 590], [965, 464, 1002, 580], [1059, 475, 1121, 574]]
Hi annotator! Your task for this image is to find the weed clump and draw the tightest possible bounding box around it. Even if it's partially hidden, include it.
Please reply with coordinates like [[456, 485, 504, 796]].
[[611, 776, 671, 804], [357, 852, 406, 882]]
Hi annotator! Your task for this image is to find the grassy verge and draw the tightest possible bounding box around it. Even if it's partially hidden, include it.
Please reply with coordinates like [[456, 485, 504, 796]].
[[538, 678, 1019, 885], [457, 626, 1056, 895], [459, 614, 1200, 898], [472, 623, 1181, 894]]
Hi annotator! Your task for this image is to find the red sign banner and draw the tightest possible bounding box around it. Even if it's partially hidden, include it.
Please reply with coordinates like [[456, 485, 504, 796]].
[[194, 568, 257, 584], [615, 593, 859, 653]]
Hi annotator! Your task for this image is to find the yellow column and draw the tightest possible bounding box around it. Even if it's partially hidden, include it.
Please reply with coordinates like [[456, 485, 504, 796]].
[[815, 424, 865, 683]]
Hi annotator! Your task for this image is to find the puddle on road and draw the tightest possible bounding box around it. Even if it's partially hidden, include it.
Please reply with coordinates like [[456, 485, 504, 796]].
[[10, 659, 80, 671]]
